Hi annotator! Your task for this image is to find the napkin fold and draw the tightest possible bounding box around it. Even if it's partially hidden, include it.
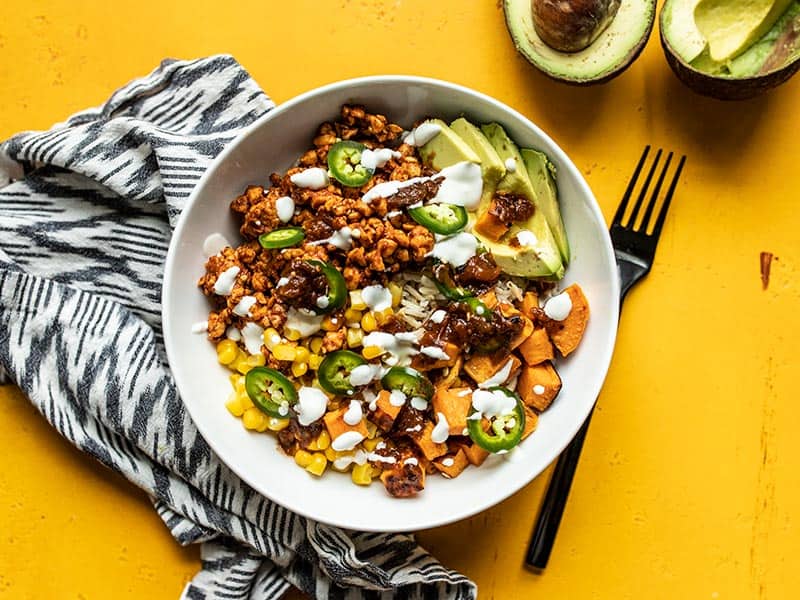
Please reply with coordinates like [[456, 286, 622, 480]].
[[0, 55, 476, 600]]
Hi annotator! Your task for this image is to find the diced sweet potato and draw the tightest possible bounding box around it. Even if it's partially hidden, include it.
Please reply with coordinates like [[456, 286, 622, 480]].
[[474, 209, 509, 241], [464, 351, 521, 386], [498, 302, 534, 350], [372, 390, 402, 432], [549, 284, 590, 357], [411, 421, 448, 461], [380, 462, 426, 497], [461, 442, 490, 466], [517, 362, 562, 411], [323, 406, 369, 441], [432, 386, 473, 435], [518, 327, 555, 365], [479, 289, 498, 309], [521, 291, 539, 320], [521, 405, 539, 441], [432, 449, 470, 478]]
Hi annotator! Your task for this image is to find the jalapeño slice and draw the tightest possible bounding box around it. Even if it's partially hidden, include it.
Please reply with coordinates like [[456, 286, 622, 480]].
[[409, 203, 468, 235], [318, 350, 367, 396], [306, 259, 347, 314], [259, 227, 305, 249], [245, 367, 298, 418], [467, 387, 525, 453], [431, 262, 472, 301], [381, 366, 435, 401], [327, 141, 374, 187]]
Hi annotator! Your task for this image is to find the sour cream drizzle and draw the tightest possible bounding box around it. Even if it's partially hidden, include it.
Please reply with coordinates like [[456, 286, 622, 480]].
[[361, 331, 421, 366], [202, 233, 230, 257], [431, 412, 450, 443], [470, 388, 516, 420], [343, 400, 364, 426], [428, 232, 478, 268], [404, 122, 442, 147], [544, 291, 573, 321], [295, 387, 328, 426], [504, 157, 517, 173], [420, 346, 450, 361], [285, 307, 325, 337], [275, 196, 295, 222], [241, 322, 265, 355], [332, 430, 365, 451], [232, 295, 257, 317], [479, 358, 515, 389], [361, 285, 392, 312], [516, 230, 538, 247], [290, 168, 329, 190], [213, 266, 239, 296], [360, 148, 400, 170]]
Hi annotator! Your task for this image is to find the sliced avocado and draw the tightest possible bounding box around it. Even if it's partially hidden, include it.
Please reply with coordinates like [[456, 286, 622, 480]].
[[417, 119, 480, 172], [480, 123, 564, 279], [520, 148, 569, 265], [503, 0, 656, 85], [449, 117, 506, 214]]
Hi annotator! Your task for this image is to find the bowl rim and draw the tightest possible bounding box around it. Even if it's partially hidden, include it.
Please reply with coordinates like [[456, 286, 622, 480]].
[[162, 74, 620, 531]]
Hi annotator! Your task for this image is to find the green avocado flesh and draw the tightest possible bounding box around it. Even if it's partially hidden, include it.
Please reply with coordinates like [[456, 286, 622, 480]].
[[418, 119, 567, 280], [503, 0, 656, 83], [664, 0, 800, 77]]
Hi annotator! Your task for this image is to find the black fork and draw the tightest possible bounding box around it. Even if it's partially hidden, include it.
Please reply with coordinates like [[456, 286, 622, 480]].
[[525, 146, 687, 570]]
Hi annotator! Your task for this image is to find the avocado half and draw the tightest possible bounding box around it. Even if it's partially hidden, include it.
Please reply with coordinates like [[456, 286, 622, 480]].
[[660, 0, 800, 100], [503, 0, 656, 85]]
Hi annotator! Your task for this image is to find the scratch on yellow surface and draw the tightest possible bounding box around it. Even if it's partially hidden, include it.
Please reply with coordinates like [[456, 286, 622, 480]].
[[2, 1, 800, 599]]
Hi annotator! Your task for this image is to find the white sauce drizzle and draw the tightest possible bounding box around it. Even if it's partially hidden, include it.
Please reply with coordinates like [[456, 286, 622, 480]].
[[404, 122, 442, 147], [310, 226, 356, 250], [232, 295, 257, 317], [213, 266, 240, 296], [442, 457, 455, 467], [295, 387, 328, 426], [471, 388, 516, 419], [226, 326, 242, 341], [420, 346, 451, 361], [277, 277, 290, 288], [241, 322, 265, 355], [457, 389, 473, 397], [360, 148, 401, 171], [361, 331, 420, 366], [361, 285, 393, 312], [431, 412, 450, 443], [331, 430, 365, 452], [516, 230, 539, 247], [316, 296, 330, 310], [410, 396, 429, 411], [349, 364, 381, 387], [285, 307, 324, 337], [275, 196, 295, 222], [433, 162, 483, 210], [479, 358, 515, 389], [430, 309, 447, 324], [363, 389, 378, 412], [290, 168, 329, 190], [404, 457, 419, 466], [191, 320, 208, 334], [504, 157, 517, 173], [343, 400, 363, 426], [389, 389, 407, 407], [428, 232, 478, 268], [544, 291, 573, 321], [533, 384, 546, 395], [202, 233, 230, 257]]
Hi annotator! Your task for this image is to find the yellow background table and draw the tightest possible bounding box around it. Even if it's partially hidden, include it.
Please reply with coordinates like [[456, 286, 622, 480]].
[[1, 1, 799, 598]]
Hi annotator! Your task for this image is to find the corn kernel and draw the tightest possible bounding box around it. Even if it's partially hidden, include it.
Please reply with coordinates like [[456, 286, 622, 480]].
[[309, 354, 323, 370], [362, 436, 382, 451], [284, 328, 302, 341], [234, 355, 253, 374], [307, 438, 320, 451], [321, 315, 340, 332], [305, 453, 328, 476], [294, 347, 310, 363], [255, 416, 269, 432], [351, 463, 373, 485], [238, 391, 254, 410], [247, 353, 266, 367], [242, 407, 264, 430], [315, 430, 331, 450], [216, 339, 239, 365], [272, 343, 297, 362], [344, 308, 363, 324], [361, 312, 377, 332], [291, 361, 308, 377], [349, 290, 367, 310], [346, 327, 364, 348], [309, 337, 324, 354], [230, 374, 245, 392], [294, 450, 314, 468], [388, 282, 403, 308], [263, 328, 281, 350], [225, 395, 245, 417], [362, 345, 384, 360], [324, 446, 338, 461], [267, 417, 290, 431], [375, 307, 394, 325]]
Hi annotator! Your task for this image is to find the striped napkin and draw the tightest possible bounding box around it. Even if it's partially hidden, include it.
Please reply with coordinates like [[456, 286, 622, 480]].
[[0, 54, 476, 600]]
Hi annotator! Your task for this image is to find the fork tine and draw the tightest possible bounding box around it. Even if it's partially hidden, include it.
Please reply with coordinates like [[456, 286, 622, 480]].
[[651, 154, 686, 240], [627, 148, 662, 228], [639, 152, 673, 233], [612, 145, 650, 226]]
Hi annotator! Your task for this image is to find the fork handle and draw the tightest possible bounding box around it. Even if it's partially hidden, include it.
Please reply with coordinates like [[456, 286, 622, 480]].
[[525, 410, 593, 569]]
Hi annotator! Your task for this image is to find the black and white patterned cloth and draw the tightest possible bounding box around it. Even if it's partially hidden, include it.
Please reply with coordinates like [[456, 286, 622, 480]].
[[0, 55, 477, 600]]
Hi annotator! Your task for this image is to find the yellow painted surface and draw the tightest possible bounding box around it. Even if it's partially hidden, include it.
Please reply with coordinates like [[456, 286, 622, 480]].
[[1, 1, 800, 599]]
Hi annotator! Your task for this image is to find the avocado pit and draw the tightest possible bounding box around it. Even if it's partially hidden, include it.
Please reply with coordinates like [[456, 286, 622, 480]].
[[531, 0, 621, 53]]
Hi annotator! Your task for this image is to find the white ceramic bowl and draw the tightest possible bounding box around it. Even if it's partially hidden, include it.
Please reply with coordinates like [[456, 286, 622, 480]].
[[163, 76, 619, 532]]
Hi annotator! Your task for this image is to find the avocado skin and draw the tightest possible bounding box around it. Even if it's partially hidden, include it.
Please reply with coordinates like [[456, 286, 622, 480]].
[[659, 3, 800, 99], [503, 0, 656, 85]]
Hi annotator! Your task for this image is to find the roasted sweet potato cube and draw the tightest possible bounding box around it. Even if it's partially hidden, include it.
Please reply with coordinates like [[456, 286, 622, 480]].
[[479, 289, 498, 309], [461, 442, 490, 467], [474, 209, 509, 241], [432, 386, 473, 435], [372, 390, 402, 432], [464, 351, 521, 386], [521, 405, 539, 441], [433, 449, 470, 478], [521, 291, 539, 320], [323, 406, 369, 441], [380, 462, 426, 498], [549, 284, 590, 357], [517, 362, 562, 411], [518, 327, 555, 365], [411, 421, 448, 461], [498, 302, 534, 350]]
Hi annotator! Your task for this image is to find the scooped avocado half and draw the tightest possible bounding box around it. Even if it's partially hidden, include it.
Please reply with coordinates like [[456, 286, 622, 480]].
[[503, 0, 656, 85], [661, 0, 800, 99]]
